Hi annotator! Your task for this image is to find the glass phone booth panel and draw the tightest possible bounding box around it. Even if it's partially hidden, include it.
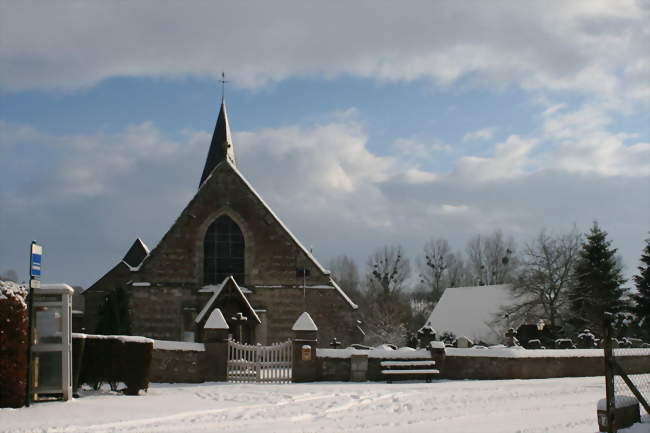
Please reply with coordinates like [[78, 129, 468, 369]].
[[31, 284, 73, 401]]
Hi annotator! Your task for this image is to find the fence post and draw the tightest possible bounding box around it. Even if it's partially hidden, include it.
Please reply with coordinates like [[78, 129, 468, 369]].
[[603, 312, 616, 433], [291, 312, 319, 383]]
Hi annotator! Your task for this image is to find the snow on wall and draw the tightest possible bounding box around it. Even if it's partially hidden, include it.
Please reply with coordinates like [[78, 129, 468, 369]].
[[153, 340, 206, 352]]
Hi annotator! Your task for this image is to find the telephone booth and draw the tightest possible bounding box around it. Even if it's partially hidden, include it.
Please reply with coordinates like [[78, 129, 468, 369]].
[[30, 283, 73, 401]]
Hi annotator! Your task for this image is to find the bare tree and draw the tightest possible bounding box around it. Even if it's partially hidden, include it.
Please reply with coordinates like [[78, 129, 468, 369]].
[[0, 269, 18, 282], [366, 245, 411, 296], [327, 255, 361, 302], [507, 228, 582, 327], [466, 231, 517, 286], [417, 238, 466, 304]]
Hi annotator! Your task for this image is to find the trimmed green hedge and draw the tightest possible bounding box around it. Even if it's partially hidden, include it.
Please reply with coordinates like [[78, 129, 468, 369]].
[[76, 334, 153, 395]]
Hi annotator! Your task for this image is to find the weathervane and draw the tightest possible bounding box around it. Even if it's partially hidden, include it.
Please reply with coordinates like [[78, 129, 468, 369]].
[[219, 72, 229, 102]]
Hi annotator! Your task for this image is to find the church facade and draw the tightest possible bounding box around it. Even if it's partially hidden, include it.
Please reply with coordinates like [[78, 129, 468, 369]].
[[83, 101, 361, 346]]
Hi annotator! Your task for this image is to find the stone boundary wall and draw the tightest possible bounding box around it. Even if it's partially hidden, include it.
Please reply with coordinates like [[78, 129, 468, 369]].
[[316, 348, 650, 382], [440, 353, 649, 380], [149, 341, 207, 383]]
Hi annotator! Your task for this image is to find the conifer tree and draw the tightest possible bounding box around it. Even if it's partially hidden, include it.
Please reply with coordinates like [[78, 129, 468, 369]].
[[631, 235, 650, 339], [568, 222, 627, 334], [95, 287, 131, 335]]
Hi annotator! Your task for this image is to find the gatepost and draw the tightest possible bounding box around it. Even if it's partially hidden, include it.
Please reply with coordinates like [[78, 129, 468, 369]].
[[291, 312, 318, 382], [203, 308, 229, 382]]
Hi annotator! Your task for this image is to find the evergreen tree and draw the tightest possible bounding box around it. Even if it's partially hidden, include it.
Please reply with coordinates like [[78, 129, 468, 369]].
[[95, 287, 131, 335], [631, 235, 650, 339], [568, 222, 627, 334]]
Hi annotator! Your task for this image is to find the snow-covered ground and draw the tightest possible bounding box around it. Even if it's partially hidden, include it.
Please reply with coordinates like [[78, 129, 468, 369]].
[[1, 377, 648, 433]]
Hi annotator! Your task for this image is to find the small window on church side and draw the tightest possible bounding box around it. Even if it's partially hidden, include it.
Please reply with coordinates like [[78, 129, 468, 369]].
[[204, 215, 245, 285]]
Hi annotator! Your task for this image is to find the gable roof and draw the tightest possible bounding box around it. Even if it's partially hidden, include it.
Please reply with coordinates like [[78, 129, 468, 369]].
[[122, 238, 150, 269], [199, 160, 358, 310], [424, 284, 514, 345], [199, 101, 235, 187], [195, 276, 261, 325]]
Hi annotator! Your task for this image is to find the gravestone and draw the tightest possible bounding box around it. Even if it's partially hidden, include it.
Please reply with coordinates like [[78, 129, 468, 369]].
[[577, 329, 596, 348], [455, 336, 473, 348]]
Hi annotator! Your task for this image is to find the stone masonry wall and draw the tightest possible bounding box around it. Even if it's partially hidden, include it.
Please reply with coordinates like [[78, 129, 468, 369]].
[[84, 162, 358, 342], [149, 348, 207, 383]]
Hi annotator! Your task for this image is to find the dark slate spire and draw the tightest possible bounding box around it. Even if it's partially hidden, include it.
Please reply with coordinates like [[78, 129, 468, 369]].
[[199, 101, 235, 187], [122, 238, 150, 269]]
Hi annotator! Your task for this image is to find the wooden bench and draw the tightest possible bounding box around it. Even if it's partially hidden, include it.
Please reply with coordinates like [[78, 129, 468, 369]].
[[380, 360, 439, 383]]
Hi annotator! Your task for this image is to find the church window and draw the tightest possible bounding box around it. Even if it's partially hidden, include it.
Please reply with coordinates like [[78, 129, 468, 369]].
[[204, 215, 245, 285]]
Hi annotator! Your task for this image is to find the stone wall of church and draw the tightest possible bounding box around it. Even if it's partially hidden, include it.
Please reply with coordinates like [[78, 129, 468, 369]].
[[136, 163, 330, 288], [83, 162, 358, 342], [251, 286, 362, 347]]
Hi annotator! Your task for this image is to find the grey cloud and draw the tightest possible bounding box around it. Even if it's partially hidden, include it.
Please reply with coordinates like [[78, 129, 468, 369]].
[[0, 0, 647, 105]]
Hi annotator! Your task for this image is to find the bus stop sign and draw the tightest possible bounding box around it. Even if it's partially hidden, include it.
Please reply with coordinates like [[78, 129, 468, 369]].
[[30, 242, 42, 289]]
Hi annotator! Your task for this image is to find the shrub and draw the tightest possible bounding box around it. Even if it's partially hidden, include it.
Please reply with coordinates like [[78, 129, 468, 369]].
[[78, 334, 153, 395], [0, 281, 28, 408]]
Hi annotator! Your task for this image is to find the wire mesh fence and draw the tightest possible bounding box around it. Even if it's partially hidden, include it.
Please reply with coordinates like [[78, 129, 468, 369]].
[[612, 346, 650, 424], [602, 312, 650, 432]]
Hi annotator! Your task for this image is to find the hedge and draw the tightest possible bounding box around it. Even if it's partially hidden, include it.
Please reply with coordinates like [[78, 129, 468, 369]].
[[0, 281, 28, 408], [76, 334, 153, 395]]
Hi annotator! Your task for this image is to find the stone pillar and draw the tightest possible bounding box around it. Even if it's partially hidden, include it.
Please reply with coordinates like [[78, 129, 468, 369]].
[[428, 341, 446, 372], [350, 354, 368, 382], [291, 312, 319, 383], [203, 308, 230, 382]]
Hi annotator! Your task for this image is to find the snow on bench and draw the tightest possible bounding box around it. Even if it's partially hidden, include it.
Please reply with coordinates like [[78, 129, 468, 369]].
[[380, 360, 439, 383]]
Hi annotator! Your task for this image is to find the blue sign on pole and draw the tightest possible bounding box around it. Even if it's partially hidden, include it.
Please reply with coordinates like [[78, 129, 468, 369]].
[[30, 242, 42, 288]]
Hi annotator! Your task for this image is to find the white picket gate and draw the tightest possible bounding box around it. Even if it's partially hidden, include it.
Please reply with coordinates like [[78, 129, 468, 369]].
[[227, 339, 293, 383]]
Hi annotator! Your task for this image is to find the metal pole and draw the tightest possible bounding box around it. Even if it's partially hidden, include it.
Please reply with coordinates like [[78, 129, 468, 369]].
[[24, 241, 36, 407], [603, 312, 616, 433]]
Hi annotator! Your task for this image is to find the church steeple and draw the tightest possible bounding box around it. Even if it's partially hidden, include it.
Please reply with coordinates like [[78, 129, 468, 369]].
[[199, 100, 235, 187]]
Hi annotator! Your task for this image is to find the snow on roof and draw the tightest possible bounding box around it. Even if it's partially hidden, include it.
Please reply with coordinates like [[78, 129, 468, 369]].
[[291, 312, 318, 331], [425, 284, 514, 345], [39, 283, 74, 294], [204, 308, 229, 330], [195, 276, 261, 325]]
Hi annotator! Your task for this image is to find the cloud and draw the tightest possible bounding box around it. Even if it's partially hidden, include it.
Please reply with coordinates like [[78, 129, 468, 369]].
[[541, 104, 650, 177], [1, 113, 648, 287], [1, 0, 648, 112], [455, 135, 537, 181], [463, 127, 497, 142]]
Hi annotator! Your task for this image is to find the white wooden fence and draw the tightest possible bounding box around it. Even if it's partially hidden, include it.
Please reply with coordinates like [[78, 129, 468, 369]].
[[227, 339, 293, 383]]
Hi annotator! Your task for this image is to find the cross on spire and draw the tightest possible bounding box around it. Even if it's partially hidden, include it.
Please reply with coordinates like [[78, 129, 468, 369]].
[[219, 72, 229, 102]]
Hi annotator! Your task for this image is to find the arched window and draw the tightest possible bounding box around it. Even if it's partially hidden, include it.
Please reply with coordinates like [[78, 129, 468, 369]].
[[204, 215, 245, 285]]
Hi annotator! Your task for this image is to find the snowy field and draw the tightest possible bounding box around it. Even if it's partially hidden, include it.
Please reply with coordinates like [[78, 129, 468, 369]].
[[2, 377, 648, 433]]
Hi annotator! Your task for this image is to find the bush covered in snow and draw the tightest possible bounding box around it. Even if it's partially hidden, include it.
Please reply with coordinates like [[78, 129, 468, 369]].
[[0, 281, 29, 408]]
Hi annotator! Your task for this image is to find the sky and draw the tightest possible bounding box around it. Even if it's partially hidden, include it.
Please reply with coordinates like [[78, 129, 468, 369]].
[[1, 0, 649, 288]]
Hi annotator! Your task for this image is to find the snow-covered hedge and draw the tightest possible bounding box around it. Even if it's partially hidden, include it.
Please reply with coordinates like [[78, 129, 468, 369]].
[[76, 333, 154, 395], [0, 281, 28, 408]]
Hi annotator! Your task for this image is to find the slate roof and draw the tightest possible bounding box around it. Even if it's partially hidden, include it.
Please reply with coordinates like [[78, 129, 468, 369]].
[[195, 276, 261, 325], [122, 238, 150, 269], [199, 100, 235, 187]]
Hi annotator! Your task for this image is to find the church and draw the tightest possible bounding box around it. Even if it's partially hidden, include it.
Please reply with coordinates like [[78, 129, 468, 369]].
[[83, 100, 361, 346]]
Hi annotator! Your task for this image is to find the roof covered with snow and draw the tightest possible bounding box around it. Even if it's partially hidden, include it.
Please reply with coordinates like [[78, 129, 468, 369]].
[[204, 308, 229, 330], [195, 276, 261, 325], [291, 312, 318, 331], [424, 284, 514, 345]]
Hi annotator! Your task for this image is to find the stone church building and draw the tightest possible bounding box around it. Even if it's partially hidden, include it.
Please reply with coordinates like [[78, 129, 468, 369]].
[[83, 101, 361, 346]]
